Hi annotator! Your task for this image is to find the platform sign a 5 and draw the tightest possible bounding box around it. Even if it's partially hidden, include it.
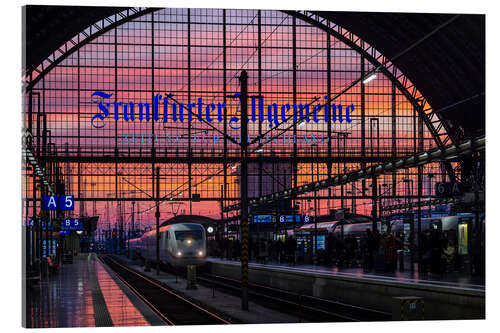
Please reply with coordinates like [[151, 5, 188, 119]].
[[59, 195, 74, 211], [42, 195, 74, 211], [42, 195, 58, 210]]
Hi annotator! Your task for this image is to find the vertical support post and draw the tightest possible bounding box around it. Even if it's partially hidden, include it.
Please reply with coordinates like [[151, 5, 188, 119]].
[[187, 9, 193, 214], [313, 146, 318, 255], [326, 33, 332, 210], [239, 70, 249, 311], [77, 34, 81, 157], [155, 166, 160, 275], [151, 11, 156, 158], [372, 175, 377, 231], [220, 185, 224, 243], [131, 201, 135, 239], [417, 165, 423, 270], [222, 9, 228, 220], [360, 55, 366, 196], [292, 16, 298, 189], [378, 183, 382, 221], [28, 91, 32, 133], [391, 82, 397, 197], [417, 108, 424, 270], [339, 135, 344, 209], [113, 24, 119, 203], [258, 10, 263, 198]]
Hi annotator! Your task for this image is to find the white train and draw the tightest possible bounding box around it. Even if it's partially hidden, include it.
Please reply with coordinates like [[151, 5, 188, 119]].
[[388, 214, 478, 235], [127, 223, 207, 267]]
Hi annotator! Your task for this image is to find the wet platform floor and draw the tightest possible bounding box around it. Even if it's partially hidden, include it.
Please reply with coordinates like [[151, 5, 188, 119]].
[[24, 253, 164, 328], [208, 258, 485, 292]]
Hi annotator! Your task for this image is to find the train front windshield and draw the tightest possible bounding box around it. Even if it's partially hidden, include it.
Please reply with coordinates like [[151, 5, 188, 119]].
[[175, 230, 203, 241]]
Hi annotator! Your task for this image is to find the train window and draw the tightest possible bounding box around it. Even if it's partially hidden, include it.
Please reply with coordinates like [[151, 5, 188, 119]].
[[175, 230, 203, 240]]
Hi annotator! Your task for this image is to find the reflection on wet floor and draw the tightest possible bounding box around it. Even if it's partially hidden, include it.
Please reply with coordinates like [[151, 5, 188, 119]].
[[25, 256, 95, 327], [25, 254, 152, 328], [95, 260, 149, 326], [208, 258, 485, 290]]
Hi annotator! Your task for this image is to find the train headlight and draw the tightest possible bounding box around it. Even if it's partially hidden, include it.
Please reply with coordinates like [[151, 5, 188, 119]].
[[186, 239, 192, 245], [198, 250, 204, 256], [176, 251, 182, 257]]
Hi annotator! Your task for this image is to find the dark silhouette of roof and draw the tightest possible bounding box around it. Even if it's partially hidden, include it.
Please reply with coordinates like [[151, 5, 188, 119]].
[[23, 5, 124, 74], [315, 11, 485, 138], [24, 6, 485, 136], [160, 215, 219, 227]]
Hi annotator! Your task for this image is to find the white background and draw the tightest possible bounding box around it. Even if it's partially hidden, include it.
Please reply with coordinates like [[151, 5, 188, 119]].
[[1, 0, 498, 331]]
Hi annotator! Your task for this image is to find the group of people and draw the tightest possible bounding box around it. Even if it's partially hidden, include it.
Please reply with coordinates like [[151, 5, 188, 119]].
[[209, 237, 297, 264], [420, 229, 458, 274], [208, 227, 477, 275], [321, 229, 403, 271]]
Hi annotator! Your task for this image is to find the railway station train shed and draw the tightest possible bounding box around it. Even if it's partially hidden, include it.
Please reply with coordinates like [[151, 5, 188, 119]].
[[22, 5, 485, 327]]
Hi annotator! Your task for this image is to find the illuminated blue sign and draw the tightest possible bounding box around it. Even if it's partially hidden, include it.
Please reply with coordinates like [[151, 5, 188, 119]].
[[24, 219, 34, 227], [42, 195, 58, 210], [253, 215, 273, 223], [59, 196, 74, 211], [42, 195, 74, 211], [29, 220, 53, 231], [279, 215, 302, 223], [61, 218, 84, 231]]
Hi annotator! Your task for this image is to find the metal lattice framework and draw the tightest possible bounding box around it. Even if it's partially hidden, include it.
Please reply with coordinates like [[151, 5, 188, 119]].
[[22, 8, 459, 230]]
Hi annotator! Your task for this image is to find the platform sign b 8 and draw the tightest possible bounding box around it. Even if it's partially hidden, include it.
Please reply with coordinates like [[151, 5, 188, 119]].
[[279, 215, 302, 223]]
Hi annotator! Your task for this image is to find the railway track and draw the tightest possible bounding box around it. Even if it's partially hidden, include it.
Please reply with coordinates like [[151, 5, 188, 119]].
[[98, 255, 232, 326], [196, 273, 392, 322]]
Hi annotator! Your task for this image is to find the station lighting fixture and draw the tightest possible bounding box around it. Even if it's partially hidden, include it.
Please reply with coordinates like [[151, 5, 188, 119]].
[[256, 147, 264, 153], [362, 72, 377, 84]]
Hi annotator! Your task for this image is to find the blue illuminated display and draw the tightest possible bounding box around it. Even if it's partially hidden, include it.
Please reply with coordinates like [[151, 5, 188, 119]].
[[61, 218, 84, 231], [42, 195, 58, 210], [253, 215, 273, 223], [279, 215, 302, 223], [42, 195, 74, 211], [59, 196, 75, 211]]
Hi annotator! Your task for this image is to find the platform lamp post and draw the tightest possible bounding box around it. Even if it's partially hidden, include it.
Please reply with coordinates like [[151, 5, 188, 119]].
[[427, 173, 435, 217], [312, 144, 318, 255], [239, 70, 250, 311], [371, 175, 378, 232], [155, 166, 160, 276]]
